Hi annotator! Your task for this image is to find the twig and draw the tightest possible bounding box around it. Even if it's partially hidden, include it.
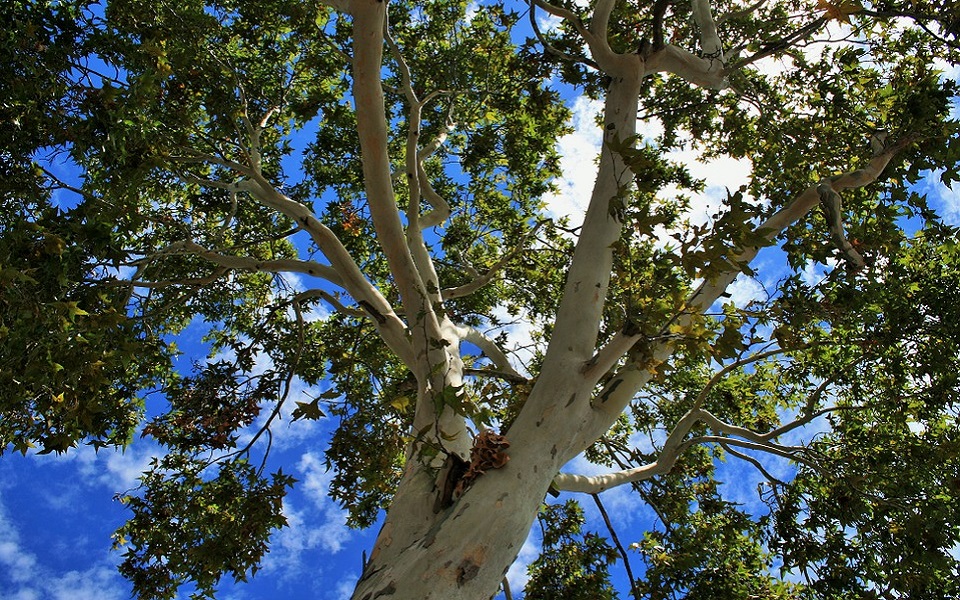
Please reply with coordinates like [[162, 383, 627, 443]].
[[592, 493, 640, 599]]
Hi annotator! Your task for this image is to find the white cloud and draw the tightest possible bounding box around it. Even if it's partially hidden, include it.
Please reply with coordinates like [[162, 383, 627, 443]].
[[98, 445, 159, 490], [233, 378, 325, 453], [333, 575, 358, 600], [544, 90, 755, 242], [258, 452, 354, 580], [543, 96, 605, 227], [537, 12, 562, 33], [488, 304, 539, 375], [800, 259, 831, 288], [0, 492, 126, 600], [714, 455, 773, 515], [465, 1, 480, 23], [45, 567, 127, 600], [628, 427, 668, 457], [725, 273, 766, 308], [663, 150, 754, 227], [39, 439, 161, 494], [0, 517, 38, 584], [295, 453, 352, 553], [929, 173, 960, 226]]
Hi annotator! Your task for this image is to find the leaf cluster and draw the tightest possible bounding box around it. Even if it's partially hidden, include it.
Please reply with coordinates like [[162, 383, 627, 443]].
[[115, 455, 295, 600], [526, 500, 621, 600]]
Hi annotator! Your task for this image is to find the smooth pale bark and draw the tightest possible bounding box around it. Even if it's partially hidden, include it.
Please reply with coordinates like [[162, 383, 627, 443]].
[[352, 62, 646, 599], [346, 1, 916, 597], [351, 2, 730, 597]]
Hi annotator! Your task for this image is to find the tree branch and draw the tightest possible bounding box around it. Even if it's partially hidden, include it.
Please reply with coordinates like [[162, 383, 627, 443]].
[[166, 239, 345, 285], [646, 44, 728, 89], [555, 401, 823, 494], [457, 326, 525, 382], [592, 493, 640, 600], [818, 181, 866, 269], [530, 0, 624, 73], [293, 288, 367, 319], [685, 435, 815, 466], [691, 0, 724, 63], [688, 346, 797, 410], [319, 0, 353, 14], [651, 0, 671, 51], [384, 10, 446, 308], [554, 407, 701, 493], [528, 2, 600, 69], [235, 179, 417, 369], [416, 162, 452, 230], [719, 442, 786, 485], [442, 220, 547, 300], [730, 16, 827, 70], [583, 134, 917, 444], [353, 1, 440, 327]]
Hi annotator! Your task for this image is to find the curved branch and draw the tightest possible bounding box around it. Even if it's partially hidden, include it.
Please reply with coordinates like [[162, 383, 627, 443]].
[[458, 326, 525, 382], [688, 346, 797, 410], [691, 0, 724, 62], [646, 44, 728, 89], [107, 266, 229, 290], [685, 435, 816, 466], [383, 10, 447, 310], [730, 16, 827, 70], [442, 220, 547, 299], [818, 181, 866, 268], [353, 2, 434, 322], [592, 493, 641, 599], [528, 2, 600, 69], [719, 442, 786, 485], [416, 162, 452, 230], [651, 0, 671, 51], [554, 407, 701, 493], [233, 179, 416, 368], [555, 412, 815, 495], [530, 0, 622, 72], [553, 461, 669, 493], [168, 240, 344, 285], [293, 289, 367, 319], [589, 0, 621, 66], [584, 134, 917, 438]]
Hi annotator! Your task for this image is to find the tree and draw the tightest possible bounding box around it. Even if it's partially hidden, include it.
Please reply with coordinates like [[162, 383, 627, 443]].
[[2, 0, 960, 598]]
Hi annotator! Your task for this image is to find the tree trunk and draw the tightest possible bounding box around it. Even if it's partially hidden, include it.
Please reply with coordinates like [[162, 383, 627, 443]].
[[353, 74, 645, 600], [351, 400, 570, 600]]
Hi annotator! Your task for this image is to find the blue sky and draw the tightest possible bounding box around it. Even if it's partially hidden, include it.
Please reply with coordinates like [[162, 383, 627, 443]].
[[3, 7, 960, 600]]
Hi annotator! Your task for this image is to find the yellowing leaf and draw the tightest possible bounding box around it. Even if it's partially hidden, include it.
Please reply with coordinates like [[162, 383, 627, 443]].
[[816, 0, 862, 23], [53, 301, 90, 321], [390, 395, 411, 411]]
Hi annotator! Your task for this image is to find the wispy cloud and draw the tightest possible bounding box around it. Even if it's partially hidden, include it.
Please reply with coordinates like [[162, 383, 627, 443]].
[[258, 452, 353, 580], [333, 575, 358, 600], [543, 96, 605, 227], [488, 304, 539, 375], [929, 173, 960, 225], [296, 452, 352, 553], [725, 273, 766, 308], [0, 491, 127, 600]]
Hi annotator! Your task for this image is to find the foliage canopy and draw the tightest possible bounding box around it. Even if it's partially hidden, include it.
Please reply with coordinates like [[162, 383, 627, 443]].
[[2, 0, 960, 598]]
